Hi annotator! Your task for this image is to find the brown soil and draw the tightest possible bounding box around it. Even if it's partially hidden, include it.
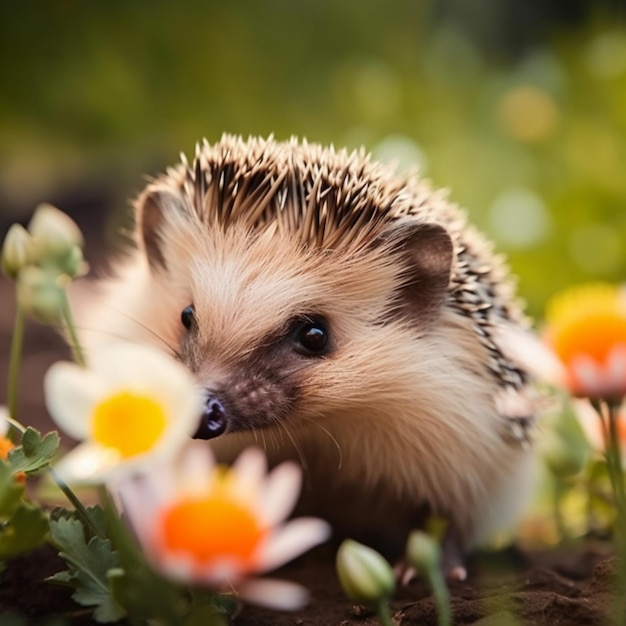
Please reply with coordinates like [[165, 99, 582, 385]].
[[0, 234, 619, 626]]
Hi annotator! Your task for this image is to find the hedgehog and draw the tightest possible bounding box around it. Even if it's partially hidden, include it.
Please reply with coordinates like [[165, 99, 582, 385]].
[[77, 134, 538, 578]]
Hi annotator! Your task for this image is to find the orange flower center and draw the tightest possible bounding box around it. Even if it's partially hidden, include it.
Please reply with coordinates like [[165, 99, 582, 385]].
[[90, 392, 167, 459], [549, 313, 626, 366], [160, 490, 265, 570]]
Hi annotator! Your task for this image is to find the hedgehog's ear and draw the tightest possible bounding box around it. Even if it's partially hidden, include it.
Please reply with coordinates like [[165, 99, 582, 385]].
[[135, 187, 187, 272], [383, 222, 454, 325]]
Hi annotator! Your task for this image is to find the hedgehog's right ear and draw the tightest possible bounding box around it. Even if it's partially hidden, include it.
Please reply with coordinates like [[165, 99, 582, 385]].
[[135, 186, 188, 272], [382, 221, 454, 326]]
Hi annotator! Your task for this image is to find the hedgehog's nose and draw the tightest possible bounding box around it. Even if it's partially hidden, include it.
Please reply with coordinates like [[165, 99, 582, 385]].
[[193, 395, 227, 440]]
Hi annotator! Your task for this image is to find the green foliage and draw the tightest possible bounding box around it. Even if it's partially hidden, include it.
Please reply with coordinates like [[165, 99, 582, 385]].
[[0, 502, 48, 560], [0, 459, 49, 562], [8, 427, 60, 475], [48, 503, 230, 625], [48, 515, 126, 624], [0, 460, 24, 520]]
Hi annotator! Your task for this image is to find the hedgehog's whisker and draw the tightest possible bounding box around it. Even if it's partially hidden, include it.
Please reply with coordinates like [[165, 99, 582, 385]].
[[85, 304, 183, 359], [277, 420, 309, 473], [299, 415, 343, 471]]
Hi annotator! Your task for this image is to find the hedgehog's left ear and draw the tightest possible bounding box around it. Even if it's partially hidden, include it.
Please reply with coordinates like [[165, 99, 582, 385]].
[[382, 221, 454, 325], [135, 185, 189, 272]]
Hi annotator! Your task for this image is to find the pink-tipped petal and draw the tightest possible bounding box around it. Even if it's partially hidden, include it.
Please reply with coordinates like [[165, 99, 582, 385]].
[[233, 447, 267, 494], [571, 355, 605, 396], [175, 442, 216, 496], [238, 578, 310, 611], [259, 461, 302, 526], [607, 344, 626, 393], [256, 518, 331, 572]]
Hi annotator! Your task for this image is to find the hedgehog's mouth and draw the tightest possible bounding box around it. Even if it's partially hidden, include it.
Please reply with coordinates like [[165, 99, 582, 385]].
[[192, 395, 228, 440]]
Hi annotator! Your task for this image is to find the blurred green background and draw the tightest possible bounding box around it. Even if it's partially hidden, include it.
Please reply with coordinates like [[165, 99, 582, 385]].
[[1, 0, 626, 318]]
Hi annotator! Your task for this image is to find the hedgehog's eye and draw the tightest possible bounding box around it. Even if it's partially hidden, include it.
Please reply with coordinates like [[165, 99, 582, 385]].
[[292, 316, 330, 356], [181, 305, 195, 330]]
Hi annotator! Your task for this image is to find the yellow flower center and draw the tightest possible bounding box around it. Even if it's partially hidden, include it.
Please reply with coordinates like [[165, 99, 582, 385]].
[[546, 284, 626, 366], [160, 478, 265, 571], [91, 391, 167, 459]]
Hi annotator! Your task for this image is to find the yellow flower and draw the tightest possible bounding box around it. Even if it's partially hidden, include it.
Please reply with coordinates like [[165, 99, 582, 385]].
[[44, 343, 203, 484], [118, 444, 331, 610], [544, 283, 626, 399]]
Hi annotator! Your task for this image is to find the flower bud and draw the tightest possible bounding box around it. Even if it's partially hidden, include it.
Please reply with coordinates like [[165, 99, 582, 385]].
[[16, 266, 63, 324], [57, 244, 89, 279], [406, 530, 441, 576], [542, 431, 588, 478], [336, 539, 395, 608], [28, 204, 83, 261], [1, 224, 33, 279]]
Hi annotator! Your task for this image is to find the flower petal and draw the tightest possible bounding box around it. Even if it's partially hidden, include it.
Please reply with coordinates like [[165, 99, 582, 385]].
[[175, 442, 216, 496], [238, 578, 310, 611], [259, 461, 301, 526], [53, 443, 120, 484], [44, 362, 107, 440], [0, 406, 9, 436], [233, 447, 267, 496], [607, 344, 626, 394], [256, 517, 331, 572]]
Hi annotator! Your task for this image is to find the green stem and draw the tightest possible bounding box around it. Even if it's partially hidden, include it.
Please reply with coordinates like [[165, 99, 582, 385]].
[[596, 398, 626, 625], [6, 417, 101, 538], [49, 467, 102, 538], [59, 290, 86, 367], [376, 600, 394, 626], [429, 574, 452, 626], [7, 305, 25, 421]]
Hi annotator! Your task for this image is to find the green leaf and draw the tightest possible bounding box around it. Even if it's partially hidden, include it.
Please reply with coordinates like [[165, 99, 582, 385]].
[[49, 516, 126, 623], [0, 460, 24, 519], [8, 428, 60, 475], [0, 502, 48, 559]]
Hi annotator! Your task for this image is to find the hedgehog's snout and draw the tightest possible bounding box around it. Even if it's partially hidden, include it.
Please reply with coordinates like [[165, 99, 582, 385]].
[[193, 392, 228, 440]]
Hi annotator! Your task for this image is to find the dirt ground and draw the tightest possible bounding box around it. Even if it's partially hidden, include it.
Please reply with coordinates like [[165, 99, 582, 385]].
[[0, 239, 620, 626]]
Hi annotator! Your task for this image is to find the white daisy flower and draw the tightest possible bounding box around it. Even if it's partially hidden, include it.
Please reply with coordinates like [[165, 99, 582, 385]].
[[44, 343, 203, 484], [118, 443, 331, 610]]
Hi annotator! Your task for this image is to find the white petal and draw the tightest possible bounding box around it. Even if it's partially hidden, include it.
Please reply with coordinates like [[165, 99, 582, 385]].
[[175, 442, 216, 496], [44, 361, 106, 440], [0, 406, 9, 436], [233, 447, 267, 495], [259, 461, 301, 526], [53, 443, 120, 485], [91, 343, 196, 401], [238, 578, 309, 611], [256, 518, 331, 572]]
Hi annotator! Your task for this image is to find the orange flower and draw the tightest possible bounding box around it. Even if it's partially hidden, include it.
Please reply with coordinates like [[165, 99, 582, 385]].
[[118, 444, 330, 610], [544, 283, 626, 399]]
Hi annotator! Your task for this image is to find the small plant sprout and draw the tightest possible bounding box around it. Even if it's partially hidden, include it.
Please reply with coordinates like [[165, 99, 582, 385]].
[[44, 342, 204, 484], [118, 444, 331, 611], [406, 531, 452, 626], [336, 539, 396, 626]]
